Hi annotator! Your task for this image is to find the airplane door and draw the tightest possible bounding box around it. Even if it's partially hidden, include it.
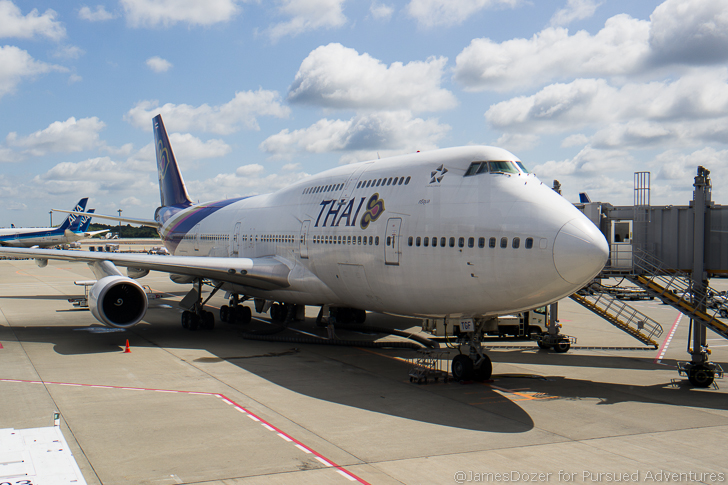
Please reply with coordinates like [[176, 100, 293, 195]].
[[384, 217, 402, 265], [231, 222, 241, 257], [300, 220, 311, 259]]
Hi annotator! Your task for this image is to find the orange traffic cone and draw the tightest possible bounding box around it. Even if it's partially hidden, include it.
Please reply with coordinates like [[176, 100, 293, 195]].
[[123, 339, 131, 353]]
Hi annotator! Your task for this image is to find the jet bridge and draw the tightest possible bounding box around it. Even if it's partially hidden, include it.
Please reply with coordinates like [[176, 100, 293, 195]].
[[575, 166, 728, 387]]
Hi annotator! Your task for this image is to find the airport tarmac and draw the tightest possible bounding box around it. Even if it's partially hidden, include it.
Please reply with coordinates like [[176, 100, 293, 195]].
[[1, 258, 727, 485]]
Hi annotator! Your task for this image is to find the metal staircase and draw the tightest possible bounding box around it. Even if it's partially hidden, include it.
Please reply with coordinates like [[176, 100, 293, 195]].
[[570, 289, 663, 347], [626, 250, 728, 341]]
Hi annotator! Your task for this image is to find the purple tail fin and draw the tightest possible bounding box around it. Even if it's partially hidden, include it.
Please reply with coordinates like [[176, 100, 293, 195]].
[[153, 115, 192, 208]]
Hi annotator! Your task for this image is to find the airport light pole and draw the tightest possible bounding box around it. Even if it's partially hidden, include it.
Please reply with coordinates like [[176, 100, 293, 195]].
[[49, 211, 52, 226]]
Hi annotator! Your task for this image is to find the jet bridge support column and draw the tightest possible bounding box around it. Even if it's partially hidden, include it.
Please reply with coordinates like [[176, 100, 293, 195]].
[[682, 166, 717, 387]]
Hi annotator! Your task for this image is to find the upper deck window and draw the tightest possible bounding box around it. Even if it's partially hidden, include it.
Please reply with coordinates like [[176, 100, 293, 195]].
[[489, 161, 520, 174]]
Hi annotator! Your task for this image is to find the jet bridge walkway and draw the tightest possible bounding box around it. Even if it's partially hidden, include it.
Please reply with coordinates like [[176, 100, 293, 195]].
[[625, 251, 728, 342], [570, 289, 663, 348]]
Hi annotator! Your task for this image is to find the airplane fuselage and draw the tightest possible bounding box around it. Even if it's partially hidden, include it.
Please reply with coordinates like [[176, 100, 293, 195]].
[[156, 147, 607, 318]]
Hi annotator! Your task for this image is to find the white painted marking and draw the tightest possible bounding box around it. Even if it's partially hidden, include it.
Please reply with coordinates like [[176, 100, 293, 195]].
[[247, 414, 260, 422], [295, 444, 312, 454], [338, 470, 357, 481], [277, 433, 292, 442], [261, 423, 275, 432], [315, 456, 333, 467]]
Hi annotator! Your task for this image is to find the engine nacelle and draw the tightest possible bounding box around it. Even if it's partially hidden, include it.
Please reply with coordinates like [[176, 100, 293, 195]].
[[89, 275, 148, 328], [127, 267, 150, 279]]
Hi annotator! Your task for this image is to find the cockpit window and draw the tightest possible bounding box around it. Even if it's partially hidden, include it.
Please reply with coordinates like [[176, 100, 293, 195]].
[[516, 161, 529, 173], [488, 161, 520, 174]]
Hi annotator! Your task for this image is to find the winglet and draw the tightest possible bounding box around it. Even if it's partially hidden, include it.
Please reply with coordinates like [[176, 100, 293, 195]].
[[153, 115, 193, 208]]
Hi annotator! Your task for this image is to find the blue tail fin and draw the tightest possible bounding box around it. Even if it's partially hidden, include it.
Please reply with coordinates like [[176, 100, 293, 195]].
[[79, 209, 95, 232], [153, 115, 193, 208], [59, 198, 89, 231]]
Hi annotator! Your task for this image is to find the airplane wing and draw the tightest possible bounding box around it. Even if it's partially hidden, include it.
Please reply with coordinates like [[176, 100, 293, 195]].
[[0, 247, 291, 290], [52, 209, 160, 229]]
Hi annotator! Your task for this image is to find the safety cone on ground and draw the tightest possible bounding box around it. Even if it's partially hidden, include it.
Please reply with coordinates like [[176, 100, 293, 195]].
[[123, 339, 131, 353]]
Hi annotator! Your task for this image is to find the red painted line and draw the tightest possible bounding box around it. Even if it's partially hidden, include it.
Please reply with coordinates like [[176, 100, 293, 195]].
[[0, 378, 370, 484], [654, 312, 683, 364]]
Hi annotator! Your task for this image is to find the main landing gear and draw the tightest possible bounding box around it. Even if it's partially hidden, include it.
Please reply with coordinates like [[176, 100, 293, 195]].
[[451, 318, 493, 382], [180, 278, 222, 331], [219, 293, 252, 325]]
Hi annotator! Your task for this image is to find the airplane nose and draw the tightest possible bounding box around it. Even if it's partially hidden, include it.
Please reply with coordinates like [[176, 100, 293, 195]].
[[553, 217, 609, 286]]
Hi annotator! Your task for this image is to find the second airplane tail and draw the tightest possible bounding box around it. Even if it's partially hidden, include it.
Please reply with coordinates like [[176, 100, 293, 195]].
[[153, 115, 193, 209], [60, 198, 89, 231]]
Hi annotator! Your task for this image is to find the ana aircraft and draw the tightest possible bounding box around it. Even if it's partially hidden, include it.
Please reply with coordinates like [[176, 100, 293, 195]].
[[0, 198, 90, 248], [0, 115, 609, 381]]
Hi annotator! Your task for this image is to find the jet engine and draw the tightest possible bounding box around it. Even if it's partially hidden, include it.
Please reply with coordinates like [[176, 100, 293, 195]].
[[89, 275, 148, 328]]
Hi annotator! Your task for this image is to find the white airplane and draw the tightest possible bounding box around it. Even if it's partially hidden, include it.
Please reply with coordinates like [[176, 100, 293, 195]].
[[0, 115, 609, 381], [0, 198, 95, 248]]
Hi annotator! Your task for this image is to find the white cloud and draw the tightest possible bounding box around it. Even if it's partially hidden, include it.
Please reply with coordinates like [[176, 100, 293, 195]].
[[0, 0, 65, 41], [561, 133, 589, 147], [493, 133, 540, 152], [288, 43, 457, 112], [33, 157, 151, 196], [485, 69, 728, 148], [454, 15, 651, 92], [0, 46, 66, 98], [146, 56, 172, 73], [405, 0, 521, 28], [78, 5, 116, 21], [550, 0, 601, 27], [125, 90, 290, 134], [121, 0, 240, 27], [121, 196, 143, 206], [130, 133, 231, 171], [370, 2, 394, 21], [260, 111, 450, 163], [266, 0, 346, 41], [187, 166, 311, 202], [6, 117, 106, 156], [649, 0, 728, 65], [53, 45, 85, 60]]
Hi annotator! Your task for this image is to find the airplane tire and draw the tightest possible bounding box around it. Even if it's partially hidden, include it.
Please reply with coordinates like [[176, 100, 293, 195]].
[[688, 365, 715, 388], [203, 311, 214, 330], [452, 354, 474, 382], [553, 340, 570, 353], [473, 355, 493, 381], [236, 305, 252, 325], [354, 309, 367, 324], [189, 313, 200, 331], [537, 340, 551, 350], [220, 305, 230, 323], [270, 304, 284, 323], [181, 311, 190, 329]]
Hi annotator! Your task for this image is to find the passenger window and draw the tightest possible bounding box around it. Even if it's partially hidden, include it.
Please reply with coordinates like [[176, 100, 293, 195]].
[[387, 177, 393, 185], [424, 237, 429, 247], [376, 179, 382, 187], [408, 236, 413, 246], [387, 236, 391, 246], [398, 178, 404, 185], [458, 237, 464, 248], [525, 237, 534, 249], [369, 236, 373, 245], [393, 177, 399, 185], [348, 236, 352, 244], [500, 237, 508, 248], [513, 237, 520, 248], [405, 176, 411, 185], [358, 236, 362, 244], [489, 237, 496, 248], [449, 237, 455, 247], [375, 236, 379, 245], [365, 181, 371, 188], [468, 237, 474, 248], [478, 237, 485, 248], [432, 237, 437, 247], [440, 237, 446, 247], [363, 237, 367, 245], [416, 237, 421, 247], [357, 181, 362, 188]]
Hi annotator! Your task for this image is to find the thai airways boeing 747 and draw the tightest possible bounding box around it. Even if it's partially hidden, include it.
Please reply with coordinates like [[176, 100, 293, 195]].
[[0, 115, 609, 380]]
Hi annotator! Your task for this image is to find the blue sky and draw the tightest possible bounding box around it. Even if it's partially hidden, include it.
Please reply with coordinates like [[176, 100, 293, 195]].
[[1, 0, 727, 226]]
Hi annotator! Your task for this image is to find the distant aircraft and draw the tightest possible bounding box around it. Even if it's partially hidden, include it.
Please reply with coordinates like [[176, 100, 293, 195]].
[[76, 209, 110, 239], [0, 115, 609, 381], [0, 198, 90, 248]]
